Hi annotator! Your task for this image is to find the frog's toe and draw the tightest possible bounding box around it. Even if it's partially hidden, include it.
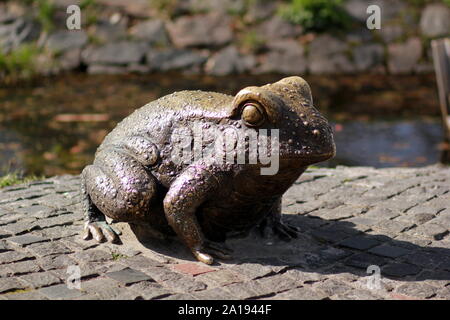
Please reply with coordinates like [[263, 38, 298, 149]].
[[273, 222, 300, 241], [83, 221, 121, 244], [193, 241, 233, 264], [260, 219, 300, 241], [193, 250, 214, 265]]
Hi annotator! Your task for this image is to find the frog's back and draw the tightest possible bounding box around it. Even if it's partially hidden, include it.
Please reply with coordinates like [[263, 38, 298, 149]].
[[99, 90, 234, 148]]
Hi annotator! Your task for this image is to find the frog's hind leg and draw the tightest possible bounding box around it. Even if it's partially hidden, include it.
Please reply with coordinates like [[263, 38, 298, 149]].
[[82, 148, 158, 243], [81, 168, 121, 243]]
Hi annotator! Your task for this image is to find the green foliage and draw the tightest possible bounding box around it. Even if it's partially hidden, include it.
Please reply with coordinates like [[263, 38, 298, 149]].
[[36, 0, 56, 32], [240, 30, 265, 53], [111, 252, 127, 260], [278, 0, 352, 33], [80, 0, 96, 10], [0, 172, 44, 188], [0, 44, 41, 80], [149, 0, 179, 18]]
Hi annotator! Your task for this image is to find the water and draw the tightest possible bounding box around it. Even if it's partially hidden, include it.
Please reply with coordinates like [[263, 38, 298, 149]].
[[0, 73, 444, 176]]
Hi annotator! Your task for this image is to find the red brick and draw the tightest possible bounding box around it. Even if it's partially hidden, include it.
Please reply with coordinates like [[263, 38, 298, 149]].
[[171, 263, 217, 276]]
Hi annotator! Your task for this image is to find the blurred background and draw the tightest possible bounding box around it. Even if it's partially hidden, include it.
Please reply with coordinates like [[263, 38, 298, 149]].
[[0, 0, 449, 177]]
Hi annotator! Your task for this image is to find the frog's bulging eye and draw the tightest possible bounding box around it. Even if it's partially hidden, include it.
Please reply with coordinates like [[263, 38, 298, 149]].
[[241, 102, 265, 127]]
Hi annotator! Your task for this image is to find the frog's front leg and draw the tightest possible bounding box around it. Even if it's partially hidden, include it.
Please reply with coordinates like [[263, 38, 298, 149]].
[[163, 165, 232, 265], [258, 197, 301, 241]]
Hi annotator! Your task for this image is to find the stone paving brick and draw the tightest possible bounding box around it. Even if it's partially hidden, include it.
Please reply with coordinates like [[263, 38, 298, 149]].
[[27, 241, 73, 257], [222, 281, 263, 299], [0, 251, 34, 264], [283, 268, 325, 284], [0, 240, 11, 252], [6, 260, 42, 276], [127, 281, 173, 300], [190, 287, 235, 300], [14, 205, 57, 218], [314, 279, 353, 296], [363, 207, 401, 220], [229, 262, 274, 280], [162, 275, 207, 293], [3, 290, 48, 300], [344, 253, 388, 270], [253, 273, 300, 295], [395, 282, 438, 299], [120, 254, 163, 269], [334, 288, 381, 300], [171, 263, 217, 276], [38, 283, 85, 299], [411, 223, 449, 240], [0, 278, 28, 293], [266, 286, 327, 300], [106, 267, 153, 285], [19, 271, 62, 289], [403, 251, 447, 269], [159, 293, 198, 300], [143, 266, 184, 282], [81, 277, 136, 299], [0, 221, 39, 235], [194, 269, 244, 287], [72, 249, 113, 263], [37, 254, 76, 271], [310, 229, 350, 244], [382, 263, 422, 278], [6, 234, 48, 246], [368, 244, 412, 258], [339, 236, 381, 250], [435, 285, 450, 299]]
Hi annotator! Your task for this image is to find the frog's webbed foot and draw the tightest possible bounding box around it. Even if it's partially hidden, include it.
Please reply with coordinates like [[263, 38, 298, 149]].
[[83, 221, 121, 244], [259, 217, 300, 242], [193, 241, 233, 265]]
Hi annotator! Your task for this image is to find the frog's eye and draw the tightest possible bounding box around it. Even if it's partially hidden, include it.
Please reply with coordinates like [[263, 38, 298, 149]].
[[241, 102, 265, 127]]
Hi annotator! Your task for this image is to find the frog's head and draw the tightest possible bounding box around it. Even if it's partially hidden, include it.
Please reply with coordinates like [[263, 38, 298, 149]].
[[230, 76, 335, 168]]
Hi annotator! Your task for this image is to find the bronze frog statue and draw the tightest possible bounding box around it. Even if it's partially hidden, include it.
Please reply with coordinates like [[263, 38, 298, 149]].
[[81, 76, 335, 264]]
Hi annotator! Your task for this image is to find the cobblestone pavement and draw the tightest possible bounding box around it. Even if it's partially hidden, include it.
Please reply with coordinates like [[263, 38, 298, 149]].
[[0, 166, 449, 300]]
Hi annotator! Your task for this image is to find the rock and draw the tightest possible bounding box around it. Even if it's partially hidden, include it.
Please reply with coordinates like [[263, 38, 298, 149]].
[[420, 3, 450, 38], [259, 39, 306, 75], [353, 44, 384, 72], [377, 24, 404, 43], [344, 0, 407, 22], [46, 30, 88, 52], [167, 13, 232, 48], [257, 16, 303, 41], [89, 20, 127, 43], [82, 41, 148, 65], [87, 64, 128, 75], [346, 28, 374, 43], [205, 46, 256, 76], [0, 17, 40, 54], [184, 0, 246, 15], [129, 19, 169, 46], [95, 0, 152, 18], [308, 35, 354, 74], [244, 0, 278, 23], [58, 48, 82, 71], [146, 48, 206, 72], [387, 37, 422, 74]]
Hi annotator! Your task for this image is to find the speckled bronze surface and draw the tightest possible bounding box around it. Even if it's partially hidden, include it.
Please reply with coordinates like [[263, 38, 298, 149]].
[[80, 76, 336, 264]]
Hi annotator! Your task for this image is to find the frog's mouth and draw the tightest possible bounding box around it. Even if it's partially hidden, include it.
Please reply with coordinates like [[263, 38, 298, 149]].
[[279, 147, 336, 166]]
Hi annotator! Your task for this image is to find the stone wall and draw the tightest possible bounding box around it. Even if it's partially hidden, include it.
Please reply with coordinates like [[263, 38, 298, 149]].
[[1, 0, 450, 79]]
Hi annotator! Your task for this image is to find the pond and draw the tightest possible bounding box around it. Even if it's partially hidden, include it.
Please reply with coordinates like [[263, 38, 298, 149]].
[[0, 73, 444, 176]]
